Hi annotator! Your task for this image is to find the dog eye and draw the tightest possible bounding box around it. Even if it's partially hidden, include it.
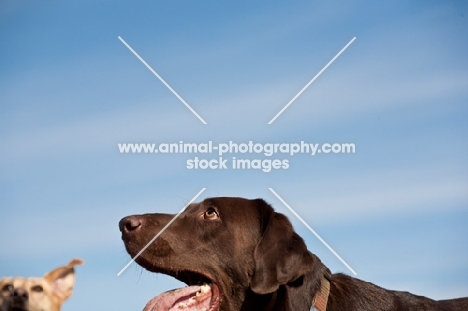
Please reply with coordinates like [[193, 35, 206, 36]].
[[2, 284, 13, 292], [204, 208, 219, 219], [31, 285, 43, 292]]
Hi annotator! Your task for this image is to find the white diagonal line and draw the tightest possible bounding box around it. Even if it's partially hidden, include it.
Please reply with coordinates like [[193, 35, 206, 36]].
[[118, 36, 207, 125], [268, 188, 357, 275], [268, 37, 356, 124], [117, 188, 206, 276]]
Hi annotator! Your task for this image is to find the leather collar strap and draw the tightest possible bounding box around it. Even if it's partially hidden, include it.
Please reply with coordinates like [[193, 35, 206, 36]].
[[310, 276, 331, 311]]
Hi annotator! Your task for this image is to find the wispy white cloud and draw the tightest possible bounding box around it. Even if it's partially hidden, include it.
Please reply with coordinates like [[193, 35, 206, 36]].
[[1, 60, 466, 165], [270, 165, 468, 225], [2, 0, 466, 165]]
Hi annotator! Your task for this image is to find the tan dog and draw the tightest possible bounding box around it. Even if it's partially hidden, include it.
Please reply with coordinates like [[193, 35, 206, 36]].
[[0, 259, 83, 311]]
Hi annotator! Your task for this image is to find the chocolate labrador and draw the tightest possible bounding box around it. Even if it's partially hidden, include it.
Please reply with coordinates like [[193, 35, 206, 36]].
[[119, 197, 468, 311]]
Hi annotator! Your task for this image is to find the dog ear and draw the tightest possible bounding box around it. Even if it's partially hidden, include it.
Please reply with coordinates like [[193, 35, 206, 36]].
[[44, 258, 84, 302], [251, 210, 316, 294]]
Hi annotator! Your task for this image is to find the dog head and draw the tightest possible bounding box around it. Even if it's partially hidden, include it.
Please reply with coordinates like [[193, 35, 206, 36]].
[[0, 259, 84, 311], [120, 197, 328, 311]]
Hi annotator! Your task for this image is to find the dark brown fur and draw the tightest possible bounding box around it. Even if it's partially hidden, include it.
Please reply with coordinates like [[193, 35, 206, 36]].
[[119, 197, 468, 310]]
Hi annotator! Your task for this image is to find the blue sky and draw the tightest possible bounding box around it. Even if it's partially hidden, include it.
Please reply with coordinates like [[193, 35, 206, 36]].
[[1, 0, 467, 310]]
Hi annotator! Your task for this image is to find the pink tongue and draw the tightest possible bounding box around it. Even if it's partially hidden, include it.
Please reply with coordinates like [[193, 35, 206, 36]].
[[143, 285, 212, 311]]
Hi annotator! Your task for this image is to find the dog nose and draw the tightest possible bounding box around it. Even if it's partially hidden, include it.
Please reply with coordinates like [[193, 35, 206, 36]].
[[13, 288, 28, 299], [119, 216, 142, 233]]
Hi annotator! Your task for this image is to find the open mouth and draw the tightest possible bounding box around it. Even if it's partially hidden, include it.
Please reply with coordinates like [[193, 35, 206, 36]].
[[143, 270, 221, 311]]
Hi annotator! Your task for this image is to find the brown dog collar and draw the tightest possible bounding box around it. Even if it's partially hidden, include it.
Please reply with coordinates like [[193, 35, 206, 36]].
[[311, 276, 331, 311]]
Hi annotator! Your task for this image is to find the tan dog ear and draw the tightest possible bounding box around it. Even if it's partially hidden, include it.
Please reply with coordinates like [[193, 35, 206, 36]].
[[44, 258, 84, 302]]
